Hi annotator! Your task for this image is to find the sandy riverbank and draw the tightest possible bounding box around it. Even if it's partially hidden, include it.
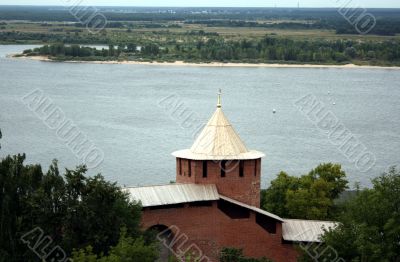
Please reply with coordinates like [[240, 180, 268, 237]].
[[9, 54, 400, 69]]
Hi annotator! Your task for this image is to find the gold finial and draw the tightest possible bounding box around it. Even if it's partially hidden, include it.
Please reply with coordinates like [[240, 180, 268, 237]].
[[217, 89, 222, 108]]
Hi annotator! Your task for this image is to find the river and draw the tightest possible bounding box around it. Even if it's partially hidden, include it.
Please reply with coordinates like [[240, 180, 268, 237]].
[[0, 45, 399, 188]]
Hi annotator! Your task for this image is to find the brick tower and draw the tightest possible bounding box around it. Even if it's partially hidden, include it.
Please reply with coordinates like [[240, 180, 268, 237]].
[[172, 91, 265, 207]]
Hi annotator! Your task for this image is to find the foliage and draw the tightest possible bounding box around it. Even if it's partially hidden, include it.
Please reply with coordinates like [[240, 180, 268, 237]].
[[0, 154, 146, 261], [261, 171, 298, 218], [72, 228, 159, 262], [21, 35, 400, 66], [262, 163, 348, 220], [220, 247, 273, 262], [321, 167, 400, 261]]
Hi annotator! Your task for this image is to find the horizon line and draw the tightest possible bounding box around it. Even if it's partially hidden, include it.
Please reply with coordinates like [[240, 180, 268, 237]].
[[0, 4, 400, 9]]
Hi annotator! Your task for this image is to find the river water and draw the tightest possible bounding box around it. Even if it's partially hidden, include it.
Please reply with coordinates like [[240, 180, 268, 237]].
[[0, 45, 399, 188]]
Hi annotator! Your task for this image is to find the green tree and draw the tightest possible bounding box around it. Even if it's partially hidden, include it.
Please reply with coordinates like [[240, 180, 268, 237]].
[[262, 163, 348, 220], [262, 172, 298, 217], [61, 168, 143, 254], [108, 45, 115, 56], [322, 167, 400, 261], [345, 47, 357, 59], [0, 154, 148, 261], [308, 163, 348, 200], [142, 43, 160, 56], [285, 179, 333, 220], [72, 228, 159, 262], [127, 43, 137, 52]]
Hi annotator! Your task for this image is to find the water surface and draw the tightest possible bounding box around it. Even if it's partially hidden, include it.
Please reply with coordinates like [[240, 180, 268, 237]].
[[1, 45, 399, 188]]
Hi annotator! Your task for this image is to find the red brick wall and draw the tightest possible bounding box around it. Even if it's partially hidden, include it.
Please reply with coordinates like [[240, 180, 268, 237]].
[[176, 158, 196, 183], [176, 158, 261, 207], [141, 202, 298, 262]]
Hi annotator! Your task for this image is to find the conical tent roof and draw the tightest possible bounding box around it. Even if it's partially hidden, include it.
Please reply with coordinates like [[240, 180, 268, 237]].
[[172, 93, 265, 160], [190, 107, 248, 156]]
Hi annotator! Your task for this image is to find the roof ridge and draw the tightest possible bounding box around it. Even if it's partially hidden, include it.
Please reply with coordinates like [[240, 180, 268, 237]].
[[219, 195, 284, 222]]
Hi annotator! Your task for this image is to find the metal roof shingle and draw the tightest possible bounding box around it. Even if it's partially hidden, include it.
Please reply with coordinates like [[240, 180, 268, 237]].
[[123, 183, 219, 207]]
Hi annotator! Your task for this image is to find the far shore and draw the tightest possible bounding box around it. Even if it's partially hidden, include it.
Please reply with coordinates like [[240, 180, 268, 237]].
[[9, 54, 400, 69]]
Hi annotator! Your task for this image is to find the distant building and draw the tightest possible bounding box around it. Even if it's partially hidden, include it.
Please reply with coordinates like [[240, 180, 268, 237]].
[[124, 92, 335, 261]]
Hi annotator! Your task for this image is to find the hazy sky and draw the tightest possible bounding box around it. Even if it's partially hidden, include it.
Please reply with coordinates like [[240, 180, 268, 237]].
[[2, 0, 400, 8]]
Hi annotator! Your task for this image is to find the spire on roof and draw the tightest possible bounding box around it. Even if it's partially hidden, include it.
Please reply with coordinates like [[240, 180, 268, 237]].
[[217, 89, 222, 108]]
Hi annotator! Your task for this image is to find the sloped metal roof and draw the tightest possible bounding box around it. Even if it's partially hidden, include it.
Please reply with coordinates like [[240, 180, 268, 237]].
[[282, 219, 338, 242], [172, 106, 264, 161], [123, 184, 283, 222], [219, 195, 284, 222], [123, 184, 219, 207], [124, 184, 335, 243]]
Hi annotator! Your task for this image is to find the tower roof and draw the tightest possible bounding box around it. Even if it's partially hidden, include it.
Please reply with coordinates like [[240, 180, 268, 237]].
[[172, 92, 265, 160]]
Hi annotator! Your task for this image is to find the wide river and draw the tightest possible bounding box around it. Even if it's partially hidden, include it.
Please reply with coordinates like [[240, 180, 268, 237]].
[[0, 45, 399, 188]]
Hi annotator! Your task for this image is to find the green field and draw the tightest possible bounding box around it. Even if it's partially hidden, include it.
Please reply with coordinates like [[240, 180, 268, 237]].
[[2, 21, 400, 44]]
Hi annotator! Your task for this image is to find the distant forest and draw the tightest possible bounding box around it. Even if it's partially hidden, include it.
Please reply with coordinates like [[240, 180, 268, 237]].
[[22, 36, 400, 66], [1, 6, 400, 35], [4, 5, 400, 65]]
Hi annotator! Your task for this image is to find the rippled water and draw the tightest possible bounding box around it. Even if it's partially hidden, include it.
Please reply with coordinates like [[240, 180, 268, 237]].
[[1, 45, 399, 188]]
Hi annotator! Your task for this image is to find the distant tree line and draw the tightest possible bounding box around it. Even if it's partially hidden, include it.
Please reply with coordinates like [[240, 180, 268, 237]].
[[75, 21, 182, 29], [22, 36, 400, 65], [331, 18, 400, 36], [2, 6, 400, 35], [0, 30, 216, 45], [0, 31, 109, 45], [183, 36, 400, 64], [23, 43, 145, 59], [25, 44, 114, 57], [185, 30, 219, 36], [185, 18, 400, 36], [185, 19, 335, 31]]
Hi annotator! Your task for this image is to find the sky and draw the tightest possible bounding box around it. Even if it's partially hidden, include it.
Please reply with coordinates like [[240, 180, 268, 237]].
[[2, 0, 400, 8]]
